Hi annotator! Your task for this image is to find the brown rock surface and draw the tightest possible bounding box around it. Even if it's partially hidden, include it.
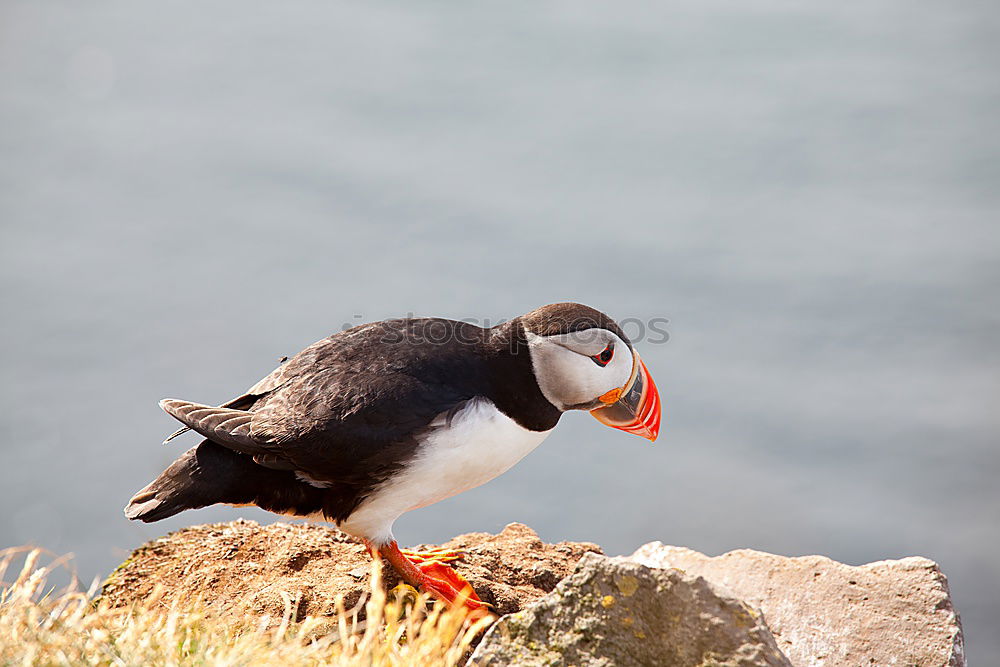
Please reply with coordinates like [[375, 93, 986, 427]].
[[631, 543, 965, 667], [470, 553, 792, 667], [102, 519, 601, 619]]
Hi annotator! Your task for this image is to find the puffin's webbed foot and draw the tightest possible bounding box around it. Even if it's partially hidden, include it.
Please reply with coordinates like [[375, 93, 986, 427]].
[[375, 540, 490, 615]]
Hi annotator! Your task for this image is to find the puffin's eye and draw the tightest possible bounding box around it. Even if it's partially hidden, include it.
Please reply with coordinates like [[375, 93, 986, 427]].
[[592, 343, 614, 367]]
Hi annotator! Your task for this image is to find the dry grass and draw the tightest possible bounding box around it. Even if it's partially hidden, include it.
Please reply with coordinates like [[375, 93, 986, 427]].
[[0, 547, 494, 666]]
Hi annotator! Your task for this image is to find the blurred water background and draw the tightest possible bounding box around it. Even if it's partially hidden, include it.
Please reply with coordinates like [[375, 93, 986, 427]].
[[1, 0, 998, 660]]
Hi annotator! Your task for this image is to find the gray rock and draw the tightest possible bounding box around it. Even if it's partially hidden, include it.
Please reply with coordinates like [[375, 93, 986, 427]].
[[631, 543, 965, 667], [469, 552, 791, 667]]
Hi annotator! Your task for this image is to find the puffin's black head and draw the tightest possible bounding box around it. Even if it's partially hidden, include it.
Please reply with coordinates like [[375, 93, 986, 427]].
[[519, 302, 661, 441]]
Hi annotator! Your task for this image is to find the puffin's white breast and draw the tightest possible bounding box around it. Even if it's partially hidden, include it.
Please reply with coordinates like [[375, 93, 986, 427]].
[[338, 397, 553, 543]]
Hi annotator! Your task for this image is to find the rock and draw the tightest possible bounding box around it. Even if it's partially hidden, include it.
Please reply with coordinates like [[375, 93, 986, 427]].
[[102, 520, 600, 620], [631, 543, 965, 667], [469, 553, 792, 667], [104, 522, 965, 666]]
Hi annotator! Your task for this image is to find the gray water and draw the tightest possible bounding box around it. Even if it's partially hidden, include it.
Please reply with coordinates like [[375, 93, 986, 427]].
[[2, 0, 998, 660]]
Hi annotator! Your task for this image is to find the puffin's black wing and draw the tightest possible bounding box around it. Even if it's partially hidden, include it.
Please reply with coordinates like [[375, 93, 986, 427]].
[[161, 349, 294, 443], [160, 318, 489, 486], [159, 400, 266, 454]]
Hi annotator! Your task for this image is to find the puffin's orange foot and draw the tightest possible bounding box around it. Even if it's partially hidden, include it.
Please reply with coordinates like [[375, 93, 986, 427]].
[[378, 541, 489, 615], [415, 560, 490, 614], [399, 546, 465, 564]]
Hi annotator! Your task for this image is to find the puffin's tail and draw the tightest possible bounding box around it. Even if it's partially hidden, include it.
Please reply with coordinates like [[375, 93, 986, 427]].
[[125, 439, 329, 522], [125, 440, 260, 522]]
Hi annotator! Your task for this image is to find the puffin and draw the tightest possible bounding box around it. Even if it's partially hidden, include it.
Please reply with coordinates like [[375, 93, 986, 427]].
[[125, 302, 661, 611]]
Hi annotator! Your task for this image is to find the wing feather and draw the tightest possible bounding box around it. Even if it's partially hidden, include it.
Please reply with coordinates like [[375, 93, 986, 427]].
[[159, 399, 276, 457]]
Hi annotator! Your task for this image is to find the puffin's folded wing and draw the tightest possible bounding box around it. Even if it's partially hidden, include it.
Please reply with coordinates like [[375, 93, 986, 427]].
[[159, 399, 279, 457], [162, 361, 292, 445]]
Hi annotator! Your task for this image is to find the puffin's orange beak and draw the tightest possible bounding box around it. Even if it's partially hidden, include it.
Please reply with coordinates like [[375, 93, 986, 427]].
[[589, 351, 661, 441]]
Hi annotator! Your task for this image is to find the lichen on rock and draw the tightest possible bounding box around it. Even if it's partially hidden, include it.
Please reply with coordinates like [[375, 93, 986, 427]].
[[469, 553, 792, 667]]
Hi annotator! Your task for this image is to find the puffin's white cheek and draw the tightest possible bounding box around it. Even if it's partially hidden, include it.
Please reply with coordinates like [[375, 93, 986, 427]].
[[527, 333, 636, 409], [562, 358, 604, 405]]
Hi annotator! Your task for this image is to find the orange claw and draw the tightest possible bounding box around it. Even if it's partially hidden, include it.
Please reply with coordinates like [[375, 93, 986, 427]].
[[399, 547, 465, 564]]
